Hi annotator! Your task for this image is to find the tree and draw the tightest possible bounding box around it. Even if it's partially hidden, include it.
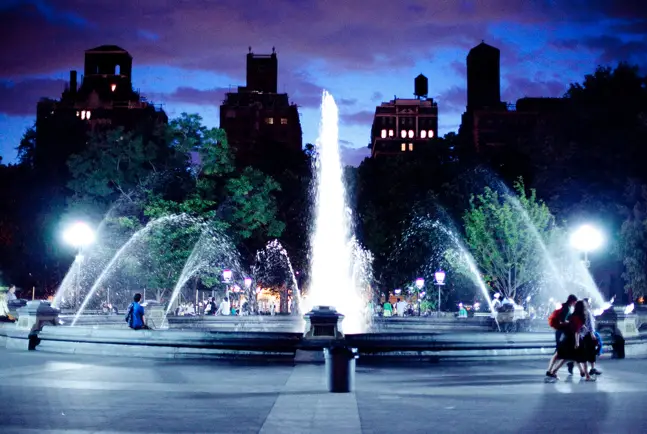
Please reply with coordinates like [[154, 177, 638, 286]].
[[619, 182, 647, 299], [459, 180, 557, 300]]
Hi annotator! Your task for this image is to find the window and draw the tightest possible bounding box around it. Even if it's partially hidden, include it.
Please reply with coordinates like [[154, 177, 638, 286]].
[[281, 118, 288, 125], [388, 129, 394, 137], [409, 143, 413, 151], [115, 64, 121, 75], [86, 110, 91, 120], [265, 117, 274, 124], [428, 129, 434, 138], [408, 118, 413, 125], [401, 143, 406, 152], [400, 118, 405, 125], [81, 110, 86, 120], [408, 130, 414, 139], [380, 129, 387, 138], [420, 130, 427, 139], [400, 129, 407, 138], [76, 111, 80, 117], [111, 84, 117, 92]]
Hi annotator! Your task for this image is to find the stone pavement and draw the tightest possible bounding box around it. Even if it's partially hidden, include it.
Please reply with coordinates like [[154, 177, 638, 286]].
[[1, 348, 646, 433]]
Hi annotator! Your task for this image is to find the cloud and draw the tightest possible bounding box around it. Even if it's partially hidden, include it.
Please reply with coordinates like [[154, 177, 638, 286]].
[[153, 86, 228, 107], [338, 98, 357, 106], [340, 144, 371, 167], [502, 75, 566, 102], [341, 110, 374, 126], [437, 86, 466, 113], [449, 61, 466, 78], [0, 78, 66, 116]]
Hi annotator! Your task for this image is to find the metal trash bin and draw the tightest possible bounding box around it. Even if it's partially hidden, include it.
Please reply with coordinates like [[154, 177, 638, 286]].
[[324, 346, 358, 393]]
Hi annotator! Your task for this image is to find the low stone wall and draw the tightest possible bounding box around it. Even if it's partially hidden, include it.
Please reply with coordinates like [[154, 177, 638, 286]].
[[34, 325, 301, 362]]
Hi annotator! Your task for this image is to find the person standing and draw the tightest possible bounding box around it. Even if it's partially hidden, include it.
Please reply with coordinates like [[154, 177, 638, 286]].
[[583, 298, 602, 376], [545, 294, 577, 380], [395, 298, 407, 317], [7, 285, 17, 301]]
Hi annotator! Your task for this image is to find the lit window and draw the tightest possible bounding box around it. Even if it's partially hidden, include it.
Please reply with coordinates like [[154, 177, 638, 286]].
[[408, 130, 414, 139], [388, 129, 394, 137], [381, 129, 387, 138], [86, 110, 91, 120], [420, 130, 427, 139], [400, 129, 407, 138], [428, 129, 434, 138], [409, 143, 413, 151], [401, 143, 406, 152], [111, 84, 117, 92], [281, 118, 288, 125], [81, 110, 86, 120], [76, 111, 80, 117], [265, 118, 274, 124]]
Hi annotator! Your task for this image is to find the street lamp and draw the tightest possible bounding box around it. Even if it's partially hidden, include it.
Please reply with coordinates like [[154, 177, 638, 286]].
[[222, 269, 233, 283], [415, 278, 424, 316], [244, 277, 253, 289], [62, 221, 95, 309], [570, 224, 603, 268], [434, 270, 446, 315]]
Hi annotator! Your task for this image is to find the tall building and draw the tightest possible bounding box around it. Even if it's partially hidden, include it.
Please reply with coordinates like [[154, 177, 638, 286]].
[[219, 48, 302, 162], [369, 74, 439, 157], [35, 45, 167, 174], [459, 41, 564, 152], [466, 42, 503, 111]]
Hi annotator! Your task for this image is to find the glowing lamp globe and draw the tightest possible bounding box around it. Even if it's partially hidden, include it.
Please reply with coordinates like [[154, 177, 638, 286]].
[[570, 224, 603, 252], [415, 278, 425, 289], [244, 277, 253, 288], [222, 269, 233, 282], [63, 222, 95, 248], [394, 288, 402, 295], [434, 270, 446, 285]]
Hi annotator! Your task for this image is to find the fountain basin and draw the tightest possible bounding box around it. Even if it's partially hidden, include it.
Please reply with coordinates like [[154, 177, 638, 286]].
[[2, 322, 646, 363]]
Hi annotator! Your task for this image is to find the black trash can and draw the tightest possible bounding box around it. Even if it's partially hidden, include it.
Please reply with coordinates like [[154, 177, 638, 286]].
[[324, 346, 358, 393], [612, 334, 625, 359]]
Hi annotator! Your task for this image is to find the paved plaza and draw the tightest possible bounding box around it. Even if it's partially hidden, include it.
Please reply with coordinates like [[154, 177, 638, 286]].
[[0, 349, 646, 433]]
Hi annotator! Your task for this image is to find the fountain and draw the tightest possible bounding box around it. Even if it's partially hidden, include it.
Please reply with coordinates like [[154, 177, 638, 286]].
[[306, 91, 371, 334], [165, 227, 242, 317], [253, 240, 302, 315], [70, 215, 188, 326]]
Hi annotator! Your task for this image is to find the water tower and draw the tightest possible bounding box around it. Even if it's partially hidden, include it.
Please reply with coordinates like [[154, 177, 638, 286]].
[[414, 74, 428, 99]]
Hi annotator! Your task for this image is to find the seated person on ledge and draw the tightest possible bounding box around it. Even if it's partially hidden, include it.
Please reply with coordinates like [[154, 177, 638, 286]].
[[125, 293, 148, 330], [0, 286, 16, 322]]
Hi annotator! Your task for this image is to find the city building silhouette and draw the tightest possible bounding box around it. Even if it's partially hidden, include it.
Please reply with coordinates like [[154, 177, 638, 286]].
[[219, 47, 302, 163], [459, 41, 566, 153], [369, 74, 439, 157], [35, 45, 167, 176]]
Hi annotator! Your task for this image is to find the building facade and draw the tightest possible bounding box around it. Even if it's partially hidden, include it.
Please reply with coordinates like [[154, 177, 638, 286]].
[[369, 75, 439, 157], [219, 48, 302, 162], [35, 45, 167, 174]]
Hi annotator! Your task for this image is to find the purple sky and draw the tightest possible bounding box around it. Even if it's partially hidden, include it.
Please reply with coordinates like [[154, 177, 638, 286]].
[[1, 1, 646, 166]]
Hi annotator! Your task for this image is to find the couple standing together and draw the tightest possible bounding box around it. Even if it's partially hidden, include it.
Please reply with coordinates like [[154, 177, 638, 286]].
[[545, 294, 602, 381]]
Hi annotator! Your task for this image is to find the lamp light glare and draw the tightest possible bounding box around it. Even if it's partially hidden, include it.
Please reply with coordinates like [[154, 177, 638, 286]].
[[570, 224, 603, 252], [222, 269, 233, 282], [415, 278, 425, 289], [62, 221, 95, 248]]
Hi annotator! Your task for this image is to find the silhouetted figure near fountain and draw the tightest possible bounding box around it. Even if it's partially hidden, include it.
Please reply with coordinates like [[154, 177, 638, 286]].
[[125, 293, 148, 330], [545, 294, 577, 380]]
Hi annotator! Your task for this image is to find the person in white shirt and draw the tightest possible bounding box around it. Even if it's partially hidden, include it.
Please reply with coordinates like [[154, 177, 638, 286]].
[[395, 298, 408, 317], [218, 298, 231, 316]]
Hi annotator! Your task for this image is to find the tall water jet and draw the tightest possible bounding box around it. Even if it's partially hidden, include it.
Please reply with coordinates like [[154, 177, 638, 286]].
[[253, 240, 302, 313], [308, 91, 368, 334]]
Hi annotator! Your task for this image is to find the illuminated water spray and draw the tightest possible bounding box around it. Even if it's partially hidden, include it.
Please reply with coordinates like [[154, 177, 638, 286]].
[[307, 91, 369, 333]]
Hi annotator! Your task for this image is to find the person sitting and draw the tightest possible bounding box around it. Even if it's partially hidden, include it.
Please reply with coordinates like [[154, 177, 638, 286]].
[[125, 293, 148, 330], [383, 300, 393, 317]]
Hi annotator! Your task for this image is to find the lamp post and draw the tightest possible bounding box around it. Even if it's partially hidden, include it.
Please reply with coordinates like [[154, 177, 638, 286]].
[[434, 270, 446, 316], [62, 221, 95, 309], [415, 277, 424, 316], [222, 268, 233, 299], [569, 224, 603, 268]]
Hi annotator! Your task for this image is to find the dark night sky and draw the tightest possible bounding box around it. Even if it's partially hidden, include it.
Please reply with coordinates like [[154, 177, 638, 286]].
[[1, 1, 646, 165]]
